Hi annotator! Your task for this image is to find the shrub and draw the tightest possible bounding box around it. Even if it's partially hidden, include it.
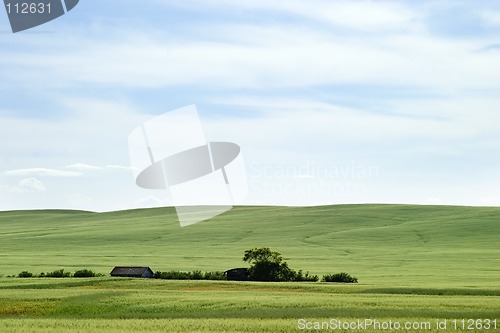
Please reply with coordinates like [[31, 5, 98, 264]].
[[154, 270, 226, 280], [154, 271, 191, 280], [203, 271, 225, 280], [191, 270, 203, 280], [73, 269, 96, 278], [18, 271, 33, 278], [293, 270, 319, 282], [45, 269, 71, 278], [322, 272, 358, 283]]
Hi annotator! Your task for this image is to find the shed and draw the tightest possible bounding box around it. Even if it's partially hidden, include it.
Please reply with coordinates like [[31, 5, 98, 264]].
[[224, 268, 250, 281], [110, 266, 154, 278]]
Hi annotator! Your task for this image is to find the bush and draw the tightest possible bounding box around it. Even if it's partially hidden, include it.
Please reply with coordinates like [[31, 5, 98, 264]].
[[154, 271, 191, 280], [322, 272, 358, 283], [293, 270, 319, 282], [18, 271, 33, 278], [203, 271, 225, 280], [154, 270, 226, 280], [191, 270, 203, 280], [45, 269, 71, 278], [73, 269, 96, 278]]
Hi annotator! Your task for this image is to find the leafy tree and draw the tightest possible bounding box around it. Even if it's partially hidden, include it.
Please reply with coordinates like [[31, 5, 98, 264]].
[[243, 247, 296, 282]]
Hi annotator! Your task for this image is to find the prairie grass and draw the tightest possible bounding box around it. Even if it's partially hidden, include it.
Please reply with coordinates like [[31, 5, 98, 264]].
[[0, 279, 498, 332], [0, 205, 499, 332]]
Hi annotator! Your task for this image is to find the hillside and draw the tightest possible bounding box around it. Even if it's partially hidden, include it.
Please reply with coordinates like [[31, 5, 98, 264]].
[[0, 205, 499, 286]]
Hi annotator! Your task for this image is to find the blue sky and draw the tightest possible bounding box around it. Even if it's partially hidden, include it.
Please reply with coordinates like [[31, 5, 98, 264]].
[[1, 0, 500, 211]]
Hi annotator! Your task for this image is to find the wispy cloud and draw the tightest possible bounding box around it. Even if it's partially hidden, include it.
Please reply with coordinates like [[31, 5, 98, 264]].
[[0, 177, 46, 193], [67, 163, 136, 172], [106, 165, 135, 171], [5, 168, 81, 177], [1, 1, 500, 210], [210, 95, 500, 143], [480, 10, 500, 26], [186, 0, 420, 32], [66, 163, 101, 171], [477, 44, 500, 52], [0, 5, 498, 94]]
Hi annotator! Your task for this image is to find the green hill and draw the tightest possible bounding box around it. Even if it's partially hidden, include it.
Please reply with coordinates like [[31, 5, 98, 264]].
[[0, 205, 499, 286]]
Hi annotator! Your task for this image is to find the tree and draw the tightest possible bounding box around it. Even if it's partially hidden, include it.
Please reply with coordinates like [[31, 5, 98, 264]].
[[243, 247, 296, 282]]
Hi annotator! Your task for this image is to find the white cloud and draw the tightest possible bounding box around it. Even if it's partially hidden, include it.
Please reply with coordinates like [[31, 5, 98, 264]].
[[1, 1, 500, 210], [480, 10, 500, 26], [209, 96, 498, 144], [174, 0, 420, 32], [309, 1, 417, 31], [1, 10, 498, 94], [5, 168, 81, 177], [0, 96, 148, 174], [15, 178, 46, 193], [66, 163, 101, 171], [106, 165, 135, 171]]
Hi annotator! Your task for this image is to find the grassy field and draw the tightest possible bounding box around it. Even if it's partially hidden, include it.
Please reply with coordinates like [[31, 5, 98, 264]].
[[0, 204, 499, 285], [0, 278, 499, 332], [0, 204, 499, 332]]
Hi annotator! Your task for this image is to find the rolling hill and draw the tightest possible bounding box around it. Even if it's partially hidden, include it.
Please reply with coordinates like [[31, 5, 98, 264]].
[[0, 204, 499, 286]]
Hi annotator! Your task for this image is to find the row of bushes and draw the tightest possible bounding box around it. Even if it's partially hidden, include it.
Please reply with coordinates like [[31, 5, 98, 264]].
[[153, 270, 226, 280], [16, 269, 357, 283], [153, 270, 356, 283], [18, 269, 103, 278]]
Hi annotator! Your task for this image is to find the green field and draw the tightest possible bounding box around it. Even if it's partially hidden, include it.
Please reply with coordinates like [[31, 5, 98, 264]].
[[0, 278, 499, 333], [0, 205, 499, 332]]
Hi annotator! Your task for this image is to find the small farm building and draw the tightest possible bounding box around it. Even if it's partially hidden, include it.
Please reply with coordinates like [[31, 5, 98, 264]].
[[224, 268, 250, 281], [110, 266, 154, 278]]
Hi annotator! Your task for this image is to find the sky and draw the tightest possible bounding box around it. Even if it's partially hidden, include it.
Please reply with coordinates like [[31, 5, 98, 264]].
[[1, 0, 500, 211]]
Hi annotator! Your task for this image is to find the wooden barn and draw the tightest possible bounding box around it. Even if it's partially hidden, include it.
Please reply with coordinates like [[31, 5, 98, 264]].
[[224, 268, 250, 281], [110, 266, 154, 278]]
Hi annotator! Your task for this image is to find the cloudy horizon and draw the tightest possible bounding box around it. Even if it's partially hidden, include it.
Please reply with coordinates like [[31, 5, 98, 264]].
[[1, 0, 500, 212]]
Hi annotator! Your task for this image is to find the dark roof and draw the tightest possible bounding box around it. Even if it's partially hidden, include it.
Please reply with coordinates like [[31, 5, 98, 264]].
[[224, 268, 250, 281], [110, 266, 153, 277], [224, 268, 249, 273]]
